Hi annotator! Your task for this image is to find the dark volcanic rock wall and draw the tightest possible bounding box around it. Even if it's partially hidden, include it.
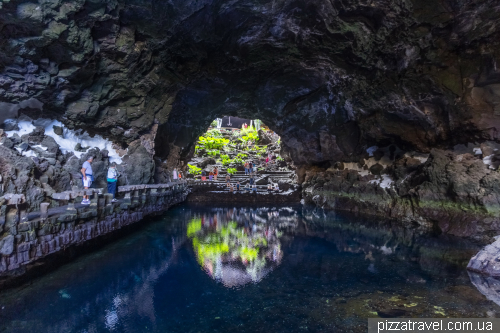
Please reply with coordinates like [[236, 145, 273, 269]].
[[0, 0, 500, 238], [0, 0, 499, 162]]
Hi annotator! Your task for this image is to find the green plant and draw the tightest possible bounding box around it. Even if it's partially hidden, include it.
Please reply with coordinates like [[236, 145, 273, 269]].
[[220, 154, 232, 166], [236, 153, 248, 159], [207, 149, 220, 157], [188, 164, 202, 175], [227, 168, 237, 175], [206, 128, 223, 138], [197, 136, 229, 150], [241, 131, 259, 143], [232, 157, 244, 165], [240, 125, 257, 137], [276, 156, 284, 161], [211, 120, 218, 128]]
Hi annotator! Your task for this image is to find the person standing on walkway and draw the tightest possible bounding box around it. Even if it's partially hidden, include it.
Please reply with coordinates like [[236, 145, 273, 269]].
[[249, 175, 254, 186], [173, 168, 178, 181], [107, 162, 119, 202], [209, 170, 214, 181], [214, 167, 219, 181], [81, 156, 94, 205], [236, 181, 240, 191], [178, 171, 182, 180], [201, 170, 207, 181], [244, 161, 249, 175]]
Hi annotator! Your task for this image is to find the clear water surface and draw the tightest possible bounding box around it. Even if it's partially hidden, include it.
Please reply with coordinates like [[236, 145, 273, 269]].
[[0, 204, 498, 333]]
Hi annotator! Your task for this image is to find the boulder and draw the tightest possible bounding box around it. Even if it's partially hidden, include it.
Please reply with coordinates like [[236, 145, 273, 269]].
[[199, 158, 216, 168], [255, 176, 268, 185], [258, 129, 272, 145], [0, 235, 14, 256], [53, 125, 64, 136], [369, 163, 384, 176], [1, 120, 19, 131]]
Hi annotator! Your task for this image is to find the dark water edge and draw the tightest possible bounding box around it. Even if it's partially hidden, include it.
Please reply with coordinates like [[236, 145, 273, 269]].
[[0, 204, 498, 333]]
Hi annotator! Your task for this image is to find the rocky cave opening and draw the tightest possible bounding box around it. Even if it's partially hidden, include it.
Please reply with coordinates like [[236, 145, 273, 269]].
[[1, 0, 500, 329]]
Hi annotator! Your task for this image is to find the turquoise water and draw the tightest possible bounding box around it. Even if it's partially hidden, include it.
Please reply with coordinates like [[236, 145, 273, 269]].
[[0, 205, 498, 333]]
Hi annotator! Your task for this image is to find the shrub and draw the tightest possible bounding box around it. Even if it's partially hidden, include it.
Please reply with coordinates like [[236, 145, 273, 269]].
[[227, 168, 237, 175], [197, 136, 229, 150], [232, 157, 244, 165], [188, 164, 202, 175], [221, 154, 232, 166], [276, 156, 284, 161], [206, 128, 223, 138], [207, 150, 220, 157]]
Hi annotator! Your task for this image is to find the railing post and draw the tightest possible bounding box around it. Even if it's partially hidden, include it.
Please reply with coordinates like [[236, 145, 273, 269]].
[[104, 193, 113, 206], [67, 195, 76, 213], [40, 202, 50, 221]]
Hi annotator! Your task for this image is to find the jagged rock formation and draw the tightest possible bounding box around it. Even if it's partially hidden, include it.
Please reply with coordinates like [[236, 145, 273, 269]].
[[0, 0, 500, 238], [303, 147, 500, 242]]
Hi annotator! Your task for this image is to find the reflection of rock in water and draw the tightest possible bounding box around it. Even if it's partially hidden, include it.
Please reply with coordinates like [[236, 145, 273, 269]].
[[468, 272, 500, 307], [188, 207, 295, 287]]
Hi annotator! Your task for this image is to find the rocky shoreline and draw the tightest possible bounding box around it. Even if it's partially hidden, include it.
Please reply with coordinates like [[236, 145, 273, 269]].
[[302, 148, 500, 244]]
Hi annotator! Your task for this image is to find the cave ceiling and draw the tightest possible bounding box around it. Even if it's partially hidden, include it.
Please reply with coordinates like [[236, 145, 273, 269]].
[[1, 0, 500, 164]]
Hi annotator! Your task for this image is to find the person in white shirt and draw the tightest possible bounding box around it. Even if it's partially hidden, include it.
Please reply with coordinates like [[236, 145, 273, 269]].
[[81, 156, 94, 205], [173, 168, 178, 181], [107, 163, 119, 202]]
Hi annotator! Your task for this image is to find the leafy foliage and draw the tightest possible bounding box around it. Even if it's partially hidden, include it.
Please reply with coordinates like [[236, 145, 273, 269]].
[[241, 131, 259, 143], [188, 164, 202, 175], [232, 157, 244, 165], [220, 154, 232, 166], [206, 128, 223, 138], [197, 136, 229, 150], [207, 149, 220, 157], [227, 168, 237, 175]]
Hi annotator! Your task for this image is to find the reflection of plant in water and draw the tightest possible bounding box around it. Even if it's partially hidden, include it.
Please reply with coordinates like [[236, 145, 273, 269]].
[[186, 217, 282, 286], [188, 220, 268, 264]]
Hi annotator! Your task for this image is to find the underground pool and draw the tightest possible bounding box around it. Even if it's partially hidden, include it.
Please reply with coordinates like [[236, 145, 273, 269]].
[[0, 204, 497, 333]]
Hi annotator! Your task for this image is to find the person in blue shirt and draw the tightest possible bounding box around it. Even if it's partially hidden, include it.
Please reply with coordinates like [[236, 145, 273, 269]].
[[107, 162, 119, 202]]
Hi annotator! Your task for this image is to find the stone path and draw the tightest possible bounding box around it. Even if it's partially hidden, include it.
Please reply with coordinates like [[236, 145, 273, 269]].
[[190, 170, 296, 194]]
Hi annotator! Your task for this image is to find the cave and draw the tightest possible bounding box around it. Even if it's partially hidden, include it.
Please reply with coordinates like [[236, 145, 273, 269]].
[[1, 0, 500, 330]]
